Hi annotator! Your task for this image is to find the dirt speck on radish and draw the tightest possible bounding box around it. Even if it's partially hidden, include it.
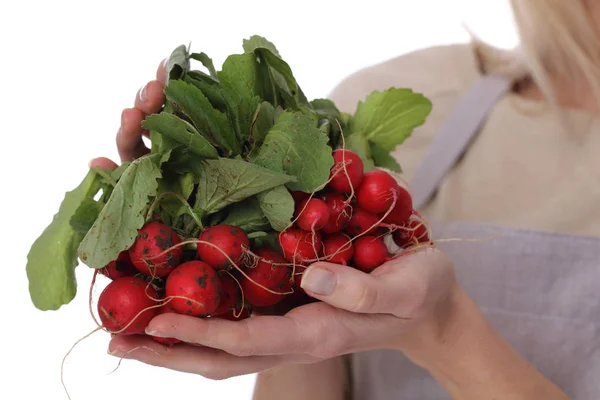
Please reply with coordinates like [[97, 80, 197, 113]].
[[128, 221, 183, 277], [100, 251, 137, 280], [97, 276, 159, 335], [242, 247, 292, 307], [213, 273, 242, 315], [345, 208, 379, 236], [165, 261, 221, 317], [197, 224, 249, 270]]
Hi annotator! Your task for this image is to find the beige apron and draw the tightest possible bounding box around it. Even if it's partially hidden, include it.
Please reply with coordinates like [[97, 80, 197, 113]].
[[349, 75, 600, 400]]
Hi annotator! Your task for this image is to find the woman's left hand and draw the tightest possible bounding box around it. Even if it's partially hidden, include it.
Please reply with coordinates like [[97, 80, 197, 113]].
[[107, 248, 458, 380], [89, 58, 168, 171]]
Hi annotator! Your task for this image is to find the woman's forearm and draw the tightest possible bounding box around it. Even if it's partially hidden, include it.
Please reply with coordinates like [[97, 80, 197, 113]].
[[403, 287, 570, 400], [253, 358, 348, 400]]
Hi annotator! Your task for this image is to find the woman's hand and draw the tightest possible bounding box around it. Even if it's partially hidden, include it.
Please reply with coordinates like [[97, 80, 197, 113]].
[[89, 59, 168, 170], [107, 248, 459, 380]]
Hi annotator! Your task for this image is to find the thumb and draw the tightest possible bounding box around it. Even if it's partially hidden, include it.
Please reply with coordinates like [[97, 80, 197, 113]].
[[300, 248, 451, 316]]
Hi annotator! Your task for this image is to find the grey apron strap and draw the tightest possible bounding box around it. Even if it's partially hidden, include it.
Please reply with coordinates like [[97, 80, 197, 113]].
[[410, 74, 512, 210]]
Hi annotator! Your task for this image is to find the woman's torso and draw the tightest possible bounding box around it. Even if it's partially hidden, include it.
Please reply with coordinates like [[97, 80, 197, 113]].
[[329, 44, 600, 399]]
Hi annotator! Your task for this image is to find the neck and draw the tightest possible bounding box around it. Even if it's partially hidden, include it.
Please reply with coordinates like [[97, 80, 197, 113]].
[[516, 77, 600, 114]]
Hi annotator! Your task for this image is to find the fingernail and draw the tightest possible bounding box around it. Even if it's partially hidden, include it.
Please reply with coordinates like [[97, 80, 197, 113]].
[[107, 348, 121, 356], [145, 327, 163, 337], [301, 268, 336, 295], [162, 58, 169, 68], [138, 83, 148, 102], [121, 108, 129, 125]]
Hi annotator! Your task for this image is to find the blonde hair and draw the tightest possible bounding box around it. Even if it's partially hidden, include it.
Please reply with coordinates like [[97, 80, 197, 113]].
[[473, 0, 600, 108]]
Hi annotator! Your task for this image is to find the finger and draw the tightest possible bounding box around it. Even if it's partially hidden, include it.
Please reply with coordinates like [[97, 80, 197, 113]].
[[134, 79, 165, 115], [148, 302, 405, 359], [108, 335, 285, 380], [145, 312, 317, 357], [301, 248, 452, 317], [88, 157, 118, 170], [157, 58, 168, 84], [146, 302, 402, 359], [117, 108, 149, 162]]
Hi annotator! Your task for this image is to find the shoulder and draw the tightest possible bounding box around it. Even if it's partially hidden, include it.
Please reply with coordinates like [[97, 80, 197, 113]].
[[328, 43, 484, 182], [328, 43, 482, 113]]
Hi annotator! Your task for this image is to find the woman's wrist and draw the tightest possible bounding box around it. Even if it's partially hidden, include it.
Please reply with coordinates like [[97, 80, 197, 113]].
[[392, 280, 467, 364], [400, 285, 488, 381], [394, 284, 569, 399]]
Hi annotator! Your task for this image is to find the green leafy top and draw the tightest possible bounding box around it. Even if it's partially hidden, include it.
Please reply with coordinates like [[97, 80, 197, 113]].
[[164, 80, 239, 155], [193, 158, 295, 215], [190, 52, 218, 79], [26, 170, 102, 310], [166, 44, 190, 81], [218, 53, 264, 142], [255, 111, 333, 192], [350, 88, 432, 151], [242, 35, 281, 56], [26, 34, 432, 311], [78, 153, 167, 269]]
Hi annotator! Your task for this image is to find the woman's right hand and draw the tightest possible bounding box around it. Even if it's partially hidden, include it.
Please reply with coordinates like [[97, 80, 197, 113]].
[[89, 58, 168, 170], [107, 247, 460, 377]]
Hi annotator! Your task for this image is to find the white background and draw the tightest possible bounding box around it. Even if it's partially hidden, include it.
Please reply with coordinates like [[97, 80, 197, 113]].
[[0, 1, 517, 399]]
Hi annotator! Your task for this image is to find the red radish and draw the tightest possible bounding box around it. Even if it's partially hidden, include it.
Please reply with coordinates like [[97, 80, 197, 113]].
[[97, 276, 159, 335], [150, 303, 182, 345], [242, 247, 292, 307], [323, 233, 354, 265], [382, 186, 413, 225], [329, 149, 364, 192], [214, 273, 241, 315], [217, 308, 251, 321], [344, 208, 379, 236], [165, 261, 221, 317], [393, 219, 430, 248], [197, 224, 249, 270], [353, 236, 388, 272], [321, 192, 352, 233], [128, 221, 183, 278], [279, 229, 323, 264], [289, 190, 310, 204], [100, 250, 137, 280], [287, 271, 308, 303], [296, 198, 330, 231], [356, 170, 400, 213]]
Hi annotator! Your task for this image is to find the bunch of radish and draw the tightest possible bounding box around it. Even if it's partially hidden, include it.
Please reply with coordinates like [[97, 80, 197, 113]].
[[26, 36, 435, 387], [94, 148, 432, 345]]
